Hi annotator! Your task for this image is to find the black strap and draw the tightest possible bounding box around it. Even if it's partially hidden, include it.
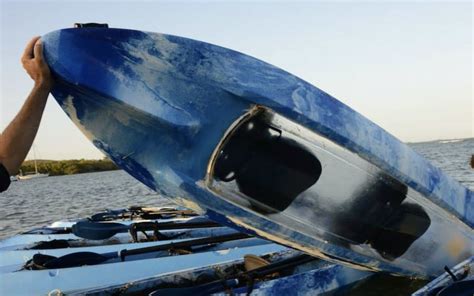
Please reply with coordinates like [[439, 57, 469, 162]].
[[0, 163, 11, 193]]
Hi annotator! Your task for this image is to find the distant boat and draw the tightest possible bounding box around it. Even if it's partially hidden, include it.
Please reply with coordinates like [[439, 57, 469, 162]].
[[17, 172, 49, 181], [17, 161, 49, 180], [18, 147, 49, 180]]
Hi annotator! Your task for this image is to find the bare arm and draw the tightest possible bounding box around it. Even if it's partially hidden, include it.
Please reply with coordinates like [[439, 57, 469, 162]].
[[0, 37, 52, 175]]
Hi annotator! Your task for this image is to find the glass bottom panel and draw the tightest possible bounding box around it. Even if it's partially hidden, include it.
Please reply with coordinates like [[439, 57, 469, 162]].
[[207, 108, 440, 261]]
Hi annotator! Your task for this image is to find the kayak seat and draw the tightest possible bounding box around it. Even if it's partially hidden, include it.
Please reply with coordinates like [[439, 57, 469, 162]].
[[214, 113, 322, 213], [370, 202, 431, 260], [329, 173, 430, 260], [330, 174, 409, 245], [235, 137, 322, 213]]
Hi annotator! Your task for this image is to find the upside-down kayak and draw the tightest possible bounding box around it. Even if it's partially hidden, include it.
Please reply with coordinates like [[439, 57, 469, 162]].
[[41, 26, 473, 278]]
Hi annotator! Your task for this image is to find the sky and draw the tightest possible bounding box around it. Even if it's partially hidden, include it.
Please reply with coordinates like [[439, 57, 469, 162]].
[[0, 1, 472, 160]]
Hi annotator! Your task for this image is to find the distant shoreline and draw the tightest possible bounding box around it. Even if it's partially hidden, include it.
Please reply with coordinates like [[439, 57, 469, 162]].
[[19, 159, 119, 176]]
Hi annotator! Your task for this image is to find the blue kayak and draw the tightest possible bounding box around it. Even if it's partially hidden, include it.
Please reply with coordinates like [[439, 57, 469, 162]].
[[42, 27, 473, 279]]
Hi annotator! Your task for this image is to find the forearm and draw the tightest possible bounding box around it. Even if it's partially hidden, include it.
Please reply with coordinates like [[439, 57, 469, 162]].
[[0, 83, 50, 174]]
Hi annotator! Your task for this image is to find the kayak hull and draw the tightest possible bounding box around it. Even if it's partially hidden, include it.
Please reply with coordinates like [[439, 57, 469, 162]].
[[42, 28, 473, 278]]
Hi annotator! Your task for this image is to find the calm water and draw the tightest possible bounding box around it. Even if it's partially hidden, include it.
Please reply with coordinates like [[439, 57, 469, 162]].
[[0, 170, 170, 239], [0, 138, 472, 294]]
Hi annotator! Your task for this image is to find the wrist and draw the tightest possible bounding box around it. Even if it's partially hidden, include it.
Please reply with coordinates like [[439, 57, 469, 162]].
[[34, 79, 52, 92]]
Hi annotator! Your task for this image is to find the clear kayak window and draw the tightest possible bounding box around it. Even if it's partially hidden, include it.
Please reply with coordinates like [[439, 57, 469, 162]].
[[206, 107, 441, 262]]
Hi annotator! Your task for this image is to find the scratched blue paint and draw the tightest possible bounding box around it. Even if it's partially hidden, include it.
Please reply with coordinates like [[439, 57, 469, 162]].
[[42, 28, 473, 279], [221, 263, 373, 296]]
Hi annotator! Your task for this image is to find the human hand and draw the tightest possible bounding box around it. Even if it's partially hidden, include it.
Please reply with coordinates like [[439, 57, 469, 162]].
[[21, 36, 52, 90]]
